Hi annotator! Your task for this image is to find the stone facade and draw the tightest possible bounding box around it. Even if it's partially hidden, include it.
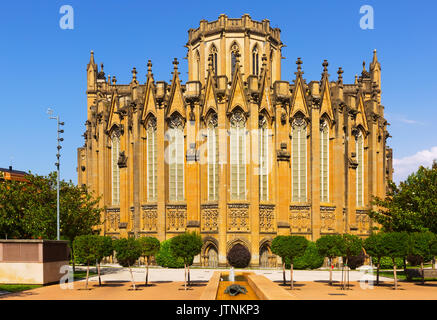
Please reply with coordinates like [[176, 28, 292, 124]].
[[77, 14, 393, 267]]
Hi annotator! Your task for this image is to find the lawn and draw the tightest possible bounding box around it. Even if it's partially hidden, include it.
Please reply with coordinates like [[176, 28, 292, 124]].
[[73, 270, 98, 281], [0, 284, 42, 293]]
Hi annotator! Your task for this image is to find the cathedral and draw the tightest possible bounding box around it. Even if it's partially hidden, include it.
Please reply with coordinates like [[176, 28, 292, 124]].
[[77, 14, 393, 267]]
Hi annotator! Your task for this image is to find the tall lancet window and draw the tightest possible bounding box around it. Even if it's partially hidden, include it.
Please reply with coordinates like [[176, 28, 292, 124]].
[[146, 118, 157, 202], [210, 45, 218, 76], [168, 115, 185, 201], [230, 110, 246, 200], [356, 131, 364, 207], [259, 116, 269, 201], [207, 113, 219, 201], [230, 43, 239, 79], [194, 50, 200, 81], [111, 132, 120, 206], [252, 46, 259, 76], [320, 120, 329, 203], [292, 117, 307, 202]]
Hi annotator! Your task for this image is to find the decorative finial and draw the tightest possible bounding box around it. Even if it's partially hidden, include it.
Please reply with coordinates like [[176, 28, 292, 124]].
[[235, 51, 241, 64], [337, 67, 344, 83], [354, 74, 358, 84], [208, 54, 213, 71], [262, 54, 267, 67], [362, 61, 366, 72], [173, 58, 179, 71], [322, 60, 329, 73], [132, 67, 137, 82], [101, 63, 104, 70], [112, 75, 117, 85], [296, 57, 303, 72], [147, 60, 152, 74]]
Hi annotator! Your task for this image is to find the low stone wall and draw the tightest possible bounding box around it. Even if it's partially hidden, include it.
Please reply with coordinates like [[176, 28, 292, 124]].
[[0, 240, 69, 285]]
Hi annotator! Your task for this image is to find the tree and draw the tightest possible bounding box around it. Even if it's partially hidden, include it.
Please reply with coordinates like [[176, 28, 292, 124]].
[[294, 242, 325, 270], [271, 236, 288, 285], [342, 234, 363, 289], [114, 238, 142, 290], [170, 232, 203, 290], [382, 232, 409, 290], [409, 232, 436, 284], [0, 172, 102, 272], [155, 240, 185, 268], [281, 236, 308, 290], [369, 162, 437, 234], [73, 235, 100, 290], [95, 236, 113, 286], [364, 232, 386, 285], [138, 236, 160, 286], [316, 235, 345, 286]]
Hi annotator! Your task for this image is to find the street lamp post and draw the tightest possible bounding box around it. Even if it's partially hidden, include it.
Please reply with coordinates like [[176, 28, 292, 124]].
[[47, 108, 64, 241]]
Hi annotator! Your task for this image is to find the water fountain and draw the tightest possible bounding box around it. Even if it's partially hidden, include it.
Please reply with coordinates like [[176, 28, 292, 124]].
[[229, 267, 235, 282]]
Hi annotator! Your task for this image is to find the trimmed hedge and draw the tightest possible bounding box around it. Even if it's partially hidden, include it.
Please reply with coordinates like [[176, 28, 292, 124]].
[[374, 256, 404, 269], [293, 242, 324, 270], [155, 240, 185, 268], [227, 244, 251, 268]]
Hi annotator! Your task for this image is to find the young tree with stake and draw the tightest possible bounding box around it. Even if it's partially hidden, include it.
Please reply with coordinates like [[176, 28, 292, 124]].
[[138, 236, 160, 286], [114, 238, 142, 290]]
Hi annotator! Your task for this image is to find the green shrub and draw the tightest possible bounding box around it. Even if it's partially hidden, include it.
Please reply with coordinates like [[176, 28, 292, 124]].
[[155, 240, 185, 268], [376, 256, 404, 269], [294, 242, 324, 270]]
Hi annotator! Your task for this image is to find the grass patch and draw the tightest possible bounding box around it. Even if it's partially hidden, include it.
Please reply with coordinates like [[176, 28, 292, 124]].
[[73, 270, 98, 281], [374, 270, 437, 282], [0, 284, 41, 293]]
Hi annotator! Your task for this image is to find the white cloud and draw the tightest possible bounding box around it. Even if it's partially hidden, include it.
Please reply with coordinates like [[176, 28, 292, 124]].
[[393, 146, 437, 183]]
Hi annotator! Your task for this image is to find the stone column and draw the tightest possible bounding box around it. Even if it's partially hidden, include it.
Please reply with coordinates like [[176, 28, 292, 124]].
[[275, 103, 290, 235], [217, 98, 228, 266], [156, 105, 166, 241], [310, 103, 321, 241]]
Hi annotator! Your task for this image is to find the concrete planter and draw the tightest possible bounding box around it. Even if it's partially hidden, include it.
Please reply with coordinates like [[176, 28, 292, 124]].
[[0, 240, 70, 285]]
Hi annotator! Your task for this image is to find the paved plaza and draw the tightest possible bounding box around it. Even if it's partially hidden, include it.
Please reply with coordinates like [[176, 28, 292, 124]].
[[75, 265, 394, 284], [2, 265, 437, 300]]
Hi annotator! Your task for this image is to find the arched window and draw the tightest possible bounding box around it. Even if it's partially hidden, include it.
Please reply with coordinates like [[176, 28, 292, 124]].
[[146, 118, 157, 202], [210, 45, 218, 76], [259, 116, 269, 201], [356, 131, 364, 207], [291, 117, 307, 202], [252, 45, 259, 76], [320, 120, 329, 202], [168, 115, 185, 201], [111, 133, 120, 206], [207, 113, 219, 201], [230, 110, 246, 200], [194, 50, 200, 81], [230, 43, 239, 79]]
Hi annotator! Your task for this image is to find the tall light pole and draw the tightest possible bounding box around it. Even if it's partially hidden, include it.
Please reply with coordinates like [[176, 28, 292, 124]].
[[47, 108, 64, 241]]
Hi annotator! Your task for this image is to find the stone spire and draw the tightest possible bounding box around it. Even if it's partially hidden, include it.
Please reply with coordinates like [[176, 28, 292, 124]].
[[87, 50, 96, 70]]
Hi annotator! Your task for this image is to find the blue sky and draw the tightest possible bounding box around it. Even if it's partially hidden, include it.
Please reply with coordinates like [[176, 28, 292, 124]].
[[1, 0, 436, 183]]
